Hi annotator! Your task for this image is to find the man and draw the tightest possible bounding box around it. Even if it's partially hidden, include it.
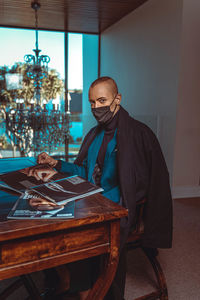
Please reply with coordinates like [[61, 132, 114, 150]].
[[35, 76, 173, 300]]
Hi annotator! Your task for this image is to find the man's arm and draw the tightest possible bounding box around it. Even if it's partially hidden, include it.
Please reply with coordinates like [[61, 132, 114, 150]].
[[37, 152, 87, 179], [142, 128, 173, 248], [56, 160, 87, 179]]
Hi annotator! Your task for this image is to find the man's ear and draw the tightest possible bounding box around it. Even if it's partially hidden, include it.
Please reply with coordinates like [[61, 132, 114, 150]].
[[116, 93, 122, 104]]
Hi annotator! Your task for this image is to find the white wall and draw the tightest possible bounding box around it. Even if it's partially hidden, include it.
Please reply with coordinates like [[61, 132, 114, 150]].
[[173, 0, 200, 197], [100, 0, 183, 179]]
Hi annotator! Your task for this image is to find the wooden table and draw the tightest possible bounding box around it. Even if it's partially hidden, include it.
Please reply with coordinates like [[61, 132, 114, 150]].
[[0, 194, 128, 300]]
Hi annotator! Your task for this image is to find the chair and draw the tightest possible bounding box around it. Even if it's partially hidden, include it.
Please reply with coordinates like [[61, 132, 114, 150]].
[[0, 274, 42, 300], [126, 198, 168, 300]]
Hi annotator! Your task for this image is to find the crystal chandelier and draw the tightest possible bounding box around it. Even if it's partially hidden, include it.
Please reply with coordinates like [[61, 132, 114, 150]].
[[4, 1, 70, 157], [24, 0, 50, 107]]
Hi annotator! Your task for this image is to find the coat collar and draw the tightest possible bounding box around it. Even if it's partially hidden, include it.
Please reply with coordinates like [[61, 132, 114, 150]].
[[75, 106, 136, 166]]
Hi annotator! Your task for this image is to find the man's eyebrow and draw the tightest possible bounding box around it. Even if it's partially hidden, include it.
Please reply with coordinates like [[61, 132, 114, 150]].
[[89, 97, 107, 102], [97, 97, 107, 101]]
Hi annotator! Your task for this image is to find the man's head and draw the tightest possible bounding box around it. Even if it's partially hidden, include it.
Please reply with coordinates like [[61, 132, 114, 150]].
[[89, 77, 121, 125], [89, 76, 121, 109]]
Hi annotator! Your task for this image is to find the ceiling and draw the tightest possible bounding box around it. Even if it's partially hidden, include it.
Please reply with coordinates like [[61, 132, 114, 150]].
[[0, 0, 148, 34]]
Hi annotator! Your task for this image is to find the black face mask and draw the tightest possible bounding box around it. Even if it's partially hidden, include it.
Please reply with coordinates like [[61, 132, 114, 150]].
[[92, 96, 118, 125]]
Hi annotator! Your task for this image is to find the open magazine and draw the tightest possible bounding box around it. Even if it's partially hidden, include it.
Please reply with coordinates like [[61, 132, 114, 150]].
[[31, 175, 103, 205], [0, 164, 103, 206], [0, 164, 66, 192]]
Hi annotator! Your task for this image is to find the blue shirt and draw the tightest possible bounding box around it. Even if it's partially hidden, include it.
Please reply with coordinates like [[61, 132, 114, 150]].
[[59, 129, 120, 203]]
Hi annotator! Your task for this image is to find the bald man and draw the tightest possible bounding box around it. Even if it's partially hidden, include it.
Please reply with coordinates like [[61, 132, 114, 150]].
[[36, 77, 172, 300]]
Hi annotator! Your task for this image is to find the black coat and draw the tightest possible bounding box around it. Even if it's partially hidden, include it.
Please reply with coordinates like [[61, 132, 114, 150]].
[[75, 106, 173, 249]]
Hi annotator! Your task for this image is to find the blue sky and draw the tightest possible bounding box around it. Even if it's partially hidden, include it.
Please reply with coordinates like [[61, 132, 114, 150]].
[[0, 27, 83, 89]]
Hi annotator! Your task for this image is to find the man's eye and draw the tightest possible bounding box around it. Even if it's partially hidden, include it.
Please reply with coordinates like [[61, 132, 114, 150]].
[[99, 99, 106, 104]]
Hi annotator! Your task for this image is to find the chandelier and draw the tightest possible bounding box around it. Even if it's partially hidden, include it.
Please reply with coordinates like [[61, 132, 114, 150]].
[[4, 1, 70, 157], [24, 0, 50, 107]]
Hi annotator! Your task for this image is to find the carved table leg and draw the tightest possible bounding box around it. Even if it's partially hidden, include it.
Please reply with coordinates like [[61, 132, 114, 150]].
[[86, 221, 120, 300]]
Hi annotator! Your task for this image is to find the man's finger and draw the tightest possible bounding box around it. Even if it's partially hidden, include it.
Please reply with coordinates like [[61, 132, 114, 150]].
[[33, 169, 53, 182], [27, 168, 34, 177], [33, 170, 42, 181], [44, 171, 56, 182], [37, 152, 48, 164], [35, 170, 46, 181], [38, 155, 46, 164]]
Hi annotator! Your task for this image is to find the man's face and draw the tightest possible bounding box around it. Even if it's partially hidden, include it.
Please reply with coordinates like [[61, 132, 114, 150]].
[[89, 82, 121, 112]]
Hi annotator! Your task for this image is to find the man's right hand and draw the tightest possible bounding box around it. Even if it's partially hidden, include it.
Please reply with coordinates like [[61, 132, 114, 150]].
[[37, 152, 58, 167]]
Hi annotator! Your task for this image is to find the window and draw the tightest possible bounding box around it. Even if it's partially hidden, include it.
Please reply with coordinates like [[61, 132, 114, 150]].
[[0, 28, 99, 161]]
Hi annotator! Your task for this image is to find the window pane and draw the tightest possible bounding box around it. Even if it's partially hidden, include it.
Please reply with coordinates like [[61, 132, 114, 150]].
[[0, 28, 65, 159], [67, 33, 99, 162], [67, 33, 83, 161]]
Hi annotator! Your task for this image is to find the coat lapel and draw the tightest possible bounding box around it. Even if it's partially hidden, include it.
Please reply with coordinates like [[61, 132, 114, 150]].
[[87, 130, 104, 182], [103, 129, 117, 165], [74, 126, 101, 166]]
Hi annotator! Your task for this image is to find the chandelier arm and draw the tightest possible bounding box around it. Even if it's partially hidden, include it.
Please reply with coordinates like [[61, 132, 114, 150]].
[[0, 107, 6, 120]]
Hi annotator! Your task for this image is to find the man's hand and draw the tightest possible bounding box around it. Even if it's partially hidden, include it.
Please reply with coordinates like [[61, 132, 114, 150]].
[[27, 166, 58, 182], [37, 152, 58, 167]]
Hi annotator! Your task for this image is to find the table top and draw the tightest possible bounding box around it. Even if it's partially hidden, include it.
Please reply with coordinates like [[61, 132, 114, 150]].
[[0, 193, 128, 242]]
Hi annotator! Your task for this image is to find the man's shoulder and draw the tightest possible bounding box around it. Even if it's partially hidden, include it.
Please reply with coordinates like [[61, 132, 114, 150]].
[[133, 118, 154, 135], [119, 107, 158, 148], [85, 125, 98, 139], [124, 110, 155, 138], [119, 106, 149, 129]]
